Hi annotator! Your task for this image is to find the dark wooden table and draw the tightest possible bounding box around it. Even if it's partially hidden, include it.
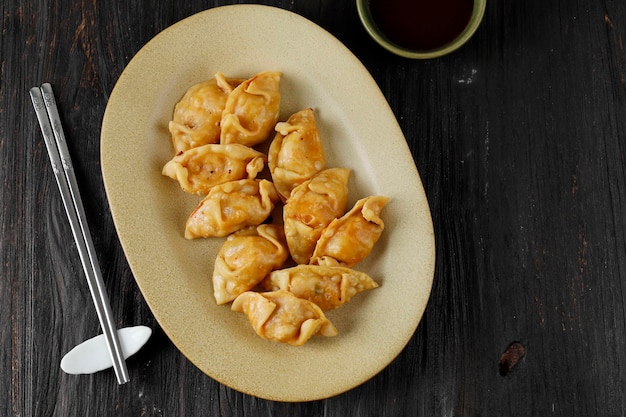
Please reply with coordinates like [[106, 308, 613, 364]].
[[3, 0, 626, 415]]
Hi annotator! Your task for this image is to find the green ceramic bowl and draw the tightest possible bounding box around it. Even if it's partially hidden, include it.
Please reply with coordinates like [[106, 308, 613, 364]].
[[356, 0, 486, 59]]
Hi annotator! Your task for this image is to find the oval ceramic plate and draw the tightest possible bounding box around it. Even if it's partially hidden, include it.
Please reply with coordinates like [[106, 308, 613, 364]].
[[101, 5, 435, 402]]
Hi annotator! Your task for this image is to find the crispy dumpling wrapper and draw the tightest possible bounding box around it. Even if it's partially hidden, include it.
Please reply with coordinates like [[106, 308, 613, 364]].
[[169, 73, 243, 153], [231, 290, 338, 346], [311, 196, 390, 267], [220, 71, 282, 147], [184, 179, 279, 239], [268, 108, 326, 200], [213, 224, 289, 305], [283, 168, 350, 264], [162, 143, 265, 196], [261, 264, 378, 311]]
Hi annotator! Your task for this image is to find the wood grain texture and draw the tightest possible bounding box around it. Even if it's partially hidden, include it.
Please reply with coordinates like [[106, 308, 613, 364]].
[[2, 0, 626, 415]]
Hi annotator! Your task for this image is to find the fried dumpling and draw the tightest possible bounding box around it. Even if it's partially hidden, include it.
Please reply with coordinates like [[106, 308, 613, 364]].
[[162, 143, 265, 196], [261, 265, 378, 311], [311, 196, 390, 267], [220, 71, 282, 147], [184, 179, 279, 239], [231, 290, 338, 346], [283, 168, 350, 264], [268, 108, 326, 200], [169, 73, 244, 153], [213, 225, 289, 305]]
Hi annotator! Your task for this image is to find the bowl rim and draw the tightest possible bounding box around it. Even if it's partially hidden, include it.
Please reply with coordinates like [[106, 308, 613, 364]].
[[356, 0, 486, 59]]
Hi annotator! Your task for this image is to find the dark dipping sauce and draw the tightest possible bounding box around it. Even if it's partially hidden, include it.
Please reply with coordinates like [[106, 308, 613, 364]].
[[369, 0, 475, 51]]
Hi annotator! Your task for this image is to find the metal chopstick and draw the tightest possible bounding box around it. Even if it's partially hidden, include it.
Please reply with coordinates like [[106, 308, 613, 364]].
[[29, 84, 130, 385]]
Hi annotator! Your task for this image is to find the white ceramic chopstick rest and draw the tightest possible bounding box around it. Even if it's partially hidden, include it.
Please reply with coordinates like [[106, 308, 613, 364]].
[[60, 326, 152, 375]]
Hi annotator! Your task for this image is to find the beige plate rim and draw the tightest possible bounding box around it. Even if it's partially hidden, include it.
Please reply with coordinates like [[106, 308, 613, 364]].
[[101, 4, 435, 402]]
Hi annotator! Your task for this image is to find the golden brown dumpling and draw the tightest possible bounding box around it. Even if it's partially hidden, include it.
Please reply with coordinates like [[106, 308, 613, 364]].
[[231, 290, 338, 346], [261, 265, 378, 311], [311, 196, 390, 267], [169, 73, 243, 153], [268, 108, 326, 200], [184, 179, 279, 239], [283, 168, 350, 264], [162, 143, 265, 196], [220, 71, 282, 147], [213, 225, 289, 305]]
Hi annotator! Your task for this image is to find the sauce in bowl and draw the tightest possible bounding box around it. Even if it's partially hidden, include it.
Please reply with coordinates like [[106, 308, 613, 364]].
[[369, 0, 475, 51]]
